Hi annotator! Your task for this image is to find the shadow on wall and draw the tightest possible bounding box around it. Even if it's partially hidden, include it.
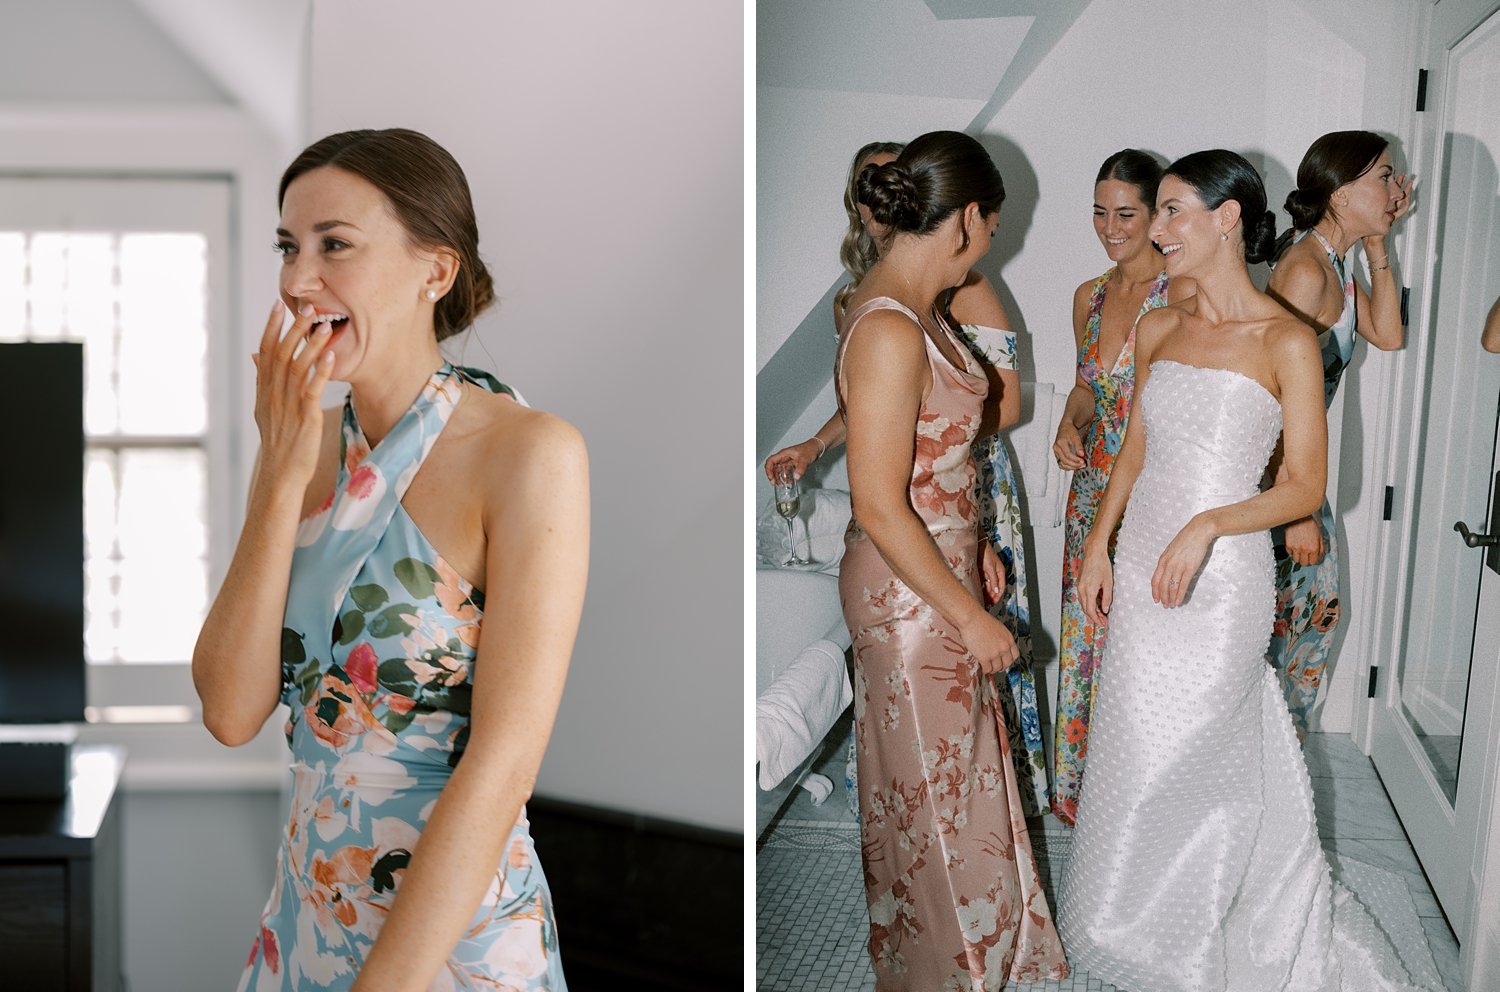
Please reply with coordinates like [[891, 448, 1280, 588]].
[[972, 131, 1040, 382]]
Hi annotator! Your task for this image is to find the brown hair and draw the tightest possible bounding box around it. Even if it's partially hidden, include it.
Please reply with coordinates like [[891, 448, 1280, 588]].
[[858, 130, 1005, 254], [278, 128, 494, 342], [1284, 130, 1389, 231], [1166, 149, 1278, 265], [836, 141, 906, 311]]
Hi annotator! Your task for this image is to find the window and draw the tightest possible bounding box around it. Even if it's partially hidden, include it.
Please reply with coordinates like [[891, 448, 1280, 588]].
[[0, 177, 233, 704]]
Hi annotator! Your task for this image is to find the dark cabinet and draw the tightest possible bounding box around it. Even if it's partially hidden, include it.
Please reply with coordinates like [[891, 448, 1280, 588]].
[[0, 747, 123, 991]]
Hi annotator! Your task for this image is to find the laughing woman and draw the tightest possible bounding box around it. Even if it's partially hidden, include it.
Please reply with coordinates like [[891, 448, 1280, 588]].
[[1265, 130, 1411, 739], [1051, 149, 1191, 826], [193, 129, 586, 991]]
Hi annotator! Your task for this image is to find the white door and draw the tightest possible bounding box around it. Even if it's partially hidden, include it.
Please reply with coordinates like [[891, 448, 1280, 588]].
[[1369, 0, 1500, 940]]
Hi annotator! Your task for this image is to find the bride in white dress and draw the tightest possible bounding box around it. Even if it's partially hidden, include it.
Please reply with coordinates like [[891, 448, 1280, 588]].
[[1056, 150, 1437, 992]]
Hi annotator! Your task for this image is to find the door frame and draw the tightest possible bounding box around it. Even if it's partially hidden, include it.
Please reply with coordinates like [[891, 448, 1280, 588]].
[[1352, 0, 1500, 977]]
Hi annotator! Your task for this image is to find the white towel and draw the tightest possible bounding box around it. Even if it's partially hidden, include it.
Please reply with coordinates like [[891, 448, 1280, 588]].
[[1012, 381, 1070, 527], [755, 638, 851, 790]]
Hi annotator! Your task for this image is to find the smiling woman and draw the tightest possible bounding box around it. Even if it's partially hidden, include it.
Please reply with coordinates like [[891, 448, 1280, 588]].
[[1264, 130, 1413, 742], [191, 128, 586, 991]]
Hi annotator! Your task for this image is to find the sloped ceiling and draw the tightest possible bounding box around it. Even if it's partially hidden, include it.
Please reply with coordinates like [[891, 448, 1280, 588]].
[[758, 0, 1030, 101], [0, 0, 231, 103], [756, 0, 1094, 457], [126, 0, 310, 150]]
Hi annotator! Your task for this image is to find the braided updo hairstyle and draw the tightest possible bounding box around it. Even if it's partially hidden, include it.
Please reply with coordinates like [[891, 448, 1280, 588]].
[[1164, 149, 1278, 265], [856, 130, 1005, 255], [279, 128, 495, 342]]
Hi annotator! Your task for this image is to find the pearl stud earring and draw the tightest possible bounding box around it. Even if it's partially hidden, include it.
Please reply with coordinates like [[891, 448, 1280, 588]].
[[425, 289, 437, 301]]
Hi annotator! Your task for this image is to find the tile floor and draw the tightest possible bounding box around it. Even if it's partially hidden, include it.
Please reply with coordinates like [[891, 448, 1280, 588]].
[[757, 718, 1464, 991]]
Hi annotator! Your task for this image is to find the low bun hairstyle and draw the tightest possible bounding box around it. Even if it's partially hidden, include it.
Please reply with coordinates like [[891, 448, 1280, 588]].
[[1096, 148, 1164, 210], [857, 130, 1005, 254], [1284, 130, 1389, 231], [1165, 149, 1278, 265], [279, 128, 494, 342]]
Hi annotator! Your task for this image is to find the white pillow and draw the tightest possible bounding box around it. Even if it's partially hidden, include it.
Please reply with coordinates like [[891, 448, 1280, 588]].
[[755, 487, 851, 574]]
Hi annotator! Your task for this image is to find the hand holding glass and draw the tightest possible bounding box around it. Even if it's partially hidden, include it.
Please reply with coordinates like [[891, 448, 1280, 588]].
[[773, 467, 812, 566]]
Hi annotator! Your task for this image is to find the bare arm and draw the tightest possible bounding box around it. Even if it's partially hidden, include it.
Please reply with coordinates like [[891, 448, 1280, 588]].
[[1074, 311, 1164, 623], [763, 296, 857, 481], [352, 413, 588, 992], [764, 409, 847, 482], [1483, 295, 1500, 354], [950, 272, 1021, 433], [1354, 172, 1413, 351], [1353, 235, 1403, 350], [1261, 255, 1334, 562], [1054, 279, 1097, 470], [193, 302, 334, 746], [1149, 323, 1327, 607], [842, 310, 1016, 671]]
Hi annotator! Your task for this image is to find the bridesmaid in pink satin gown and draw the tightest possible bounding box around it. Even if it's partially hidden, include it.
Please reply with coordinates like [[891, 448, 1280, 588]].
[[836, 130, 1068, 991]]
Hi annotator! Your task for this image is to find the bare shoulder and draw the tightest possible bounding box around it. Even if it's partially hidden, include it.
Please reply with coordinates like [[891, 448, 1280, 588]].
[[845, 306, 924, 349], [949, 270, 1008, 327], [1136, 300, 1183, 345], [1072, 277, 1095, 310], [468, 390, 585, 468], [1264, 308, 1322, 370], [1267, 243, 1330, 300], [459, 392, 587, 514]]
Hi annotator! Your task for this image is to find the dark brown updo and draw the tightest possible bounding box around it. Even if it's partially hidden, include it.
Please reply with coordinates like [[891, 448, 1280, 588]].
[[1165, 149, 1278, 265], [1096, 148, 1164, 210], [857, 130, 1005, 254], [1284, 130, 1389, 231], [278, 128, 495, 342]]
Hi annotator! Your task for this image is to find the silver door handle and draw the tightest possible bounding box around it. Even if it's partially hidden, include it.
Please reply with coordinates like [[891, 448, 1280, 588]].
[[1454, 520, 1500, 547]]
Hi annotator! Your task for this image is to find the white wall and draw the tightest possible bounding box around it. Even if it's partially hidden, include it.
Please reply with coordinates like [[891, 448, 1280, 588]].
[[756, 0, 1419, 733], [305, 0, 743, 831], [1, 1, 740, 986]]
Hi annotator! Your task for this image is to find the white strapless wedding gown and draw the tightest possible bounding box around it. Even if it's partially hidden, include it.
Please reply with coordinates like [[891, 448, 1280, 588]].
[[1056, 361, 1436, 992]]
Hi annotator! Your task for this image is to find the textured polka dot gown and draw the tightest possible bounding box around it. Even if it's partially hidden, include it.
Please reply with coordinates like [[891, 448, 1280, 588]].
[[238, 364, 566, 992], [1056, 361, 1435, 992], [837, 297, 1068, 991]]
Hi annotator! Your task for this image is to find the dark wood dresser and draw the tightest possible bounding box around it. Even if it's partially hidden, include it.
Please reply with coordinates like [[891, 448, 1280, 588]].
[[0, 747, 124, 991]]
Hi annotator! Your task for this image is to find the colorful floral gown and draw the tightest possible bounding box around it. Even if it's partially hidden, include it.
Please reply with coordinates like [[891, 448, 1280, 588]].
[[1053, 269, 1169, 827], [1268, 229, 1355, 741], [957, 322, 1049, 818], [238, 364, 566, 992], [837, 297, 1068, 991], [844, 322, 1050, 819]]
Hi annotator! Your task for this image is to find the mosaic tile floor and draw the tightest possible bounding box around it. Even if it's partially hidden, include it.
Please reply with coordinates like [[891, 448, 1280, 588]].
[[756, 727, 1464, 991]]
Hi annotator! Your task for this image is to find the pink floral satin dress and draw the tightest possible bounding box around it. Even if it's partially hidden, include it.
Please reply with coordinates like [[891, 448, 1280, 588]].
[[836, 297, 1068, 990]]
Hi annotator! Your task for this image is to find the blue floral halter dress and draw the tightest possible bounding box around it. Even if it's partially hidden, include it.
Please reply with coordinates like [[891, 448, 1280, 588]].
[[238, 363, 566, 992], [1267, 229, 1357, 741]]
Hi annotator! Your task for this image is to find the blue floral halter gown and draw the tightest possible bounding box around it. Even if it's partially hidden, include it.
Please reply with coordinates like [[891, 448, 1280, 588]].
[[238, 363, 566, 991], [1267, 229, 1356, 741]]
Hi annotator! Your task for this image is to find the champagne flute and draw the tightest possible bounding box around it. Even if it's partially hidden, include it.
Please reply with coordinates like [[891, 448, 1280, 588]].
[[774, 467, 811, 566]]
